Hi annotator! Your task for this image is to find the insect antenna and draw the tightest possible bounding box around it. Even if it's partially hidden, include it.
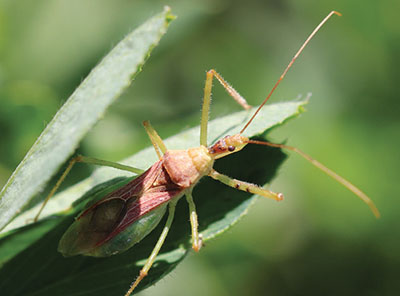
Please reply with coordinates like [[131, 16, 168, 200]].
[[240, 10, 342, 135], [247, 140, 380, 218]]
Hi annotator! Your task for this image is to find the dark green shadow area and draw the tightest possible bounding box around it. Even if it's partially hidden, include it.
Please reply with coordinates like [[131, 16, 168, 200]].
[[240, 235, 398, 296]]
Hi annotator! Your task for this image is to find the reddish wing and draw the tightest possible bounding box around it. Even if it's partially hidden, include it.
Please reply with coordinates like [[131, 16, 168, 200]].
[[58, 160, 184, 257], [78, 160, 162, 219]]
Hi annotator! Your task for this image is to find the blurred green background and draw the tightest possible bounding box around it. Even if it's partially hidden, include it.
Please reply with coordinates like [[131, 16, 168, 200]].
[[0, 0, 399, 295]]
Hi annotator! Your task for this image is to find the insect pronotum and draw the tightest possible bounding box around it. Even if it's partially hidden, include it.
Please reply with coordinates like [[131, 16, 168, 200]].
[[34, 10, 379, 296]]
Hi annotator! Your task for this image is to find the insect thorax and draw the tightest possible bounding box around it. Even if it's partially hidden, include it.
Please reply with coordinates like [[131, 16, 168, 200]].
[[163, 146, 213, 188]]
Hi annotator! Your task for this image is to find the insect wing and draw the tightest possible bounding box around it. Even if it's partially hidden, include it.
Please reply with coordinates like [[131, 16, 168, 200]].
[[58, 160, 183, 257]]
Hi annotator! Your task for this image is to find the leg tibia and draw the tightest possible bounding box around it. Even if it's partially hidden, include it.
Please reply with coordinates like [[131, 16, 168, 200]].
[[208, 69, 251, 110]]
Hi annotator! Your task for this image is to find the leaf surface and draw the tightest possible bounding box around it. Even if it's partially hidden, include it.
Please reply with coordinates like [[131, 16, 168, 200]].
[[0, 99, 306, 295]]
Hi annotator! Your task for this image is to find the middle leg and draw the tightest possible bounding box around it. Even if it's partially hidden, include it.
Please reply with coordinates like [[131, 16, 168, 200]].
[[185, 189, 202, 252]]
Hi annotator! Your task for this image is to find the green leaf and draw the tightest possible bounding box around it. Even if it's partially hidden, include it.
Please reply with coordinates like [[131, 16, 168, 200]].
[[0, 99, 306, 295], [0, 7, 174, 231]]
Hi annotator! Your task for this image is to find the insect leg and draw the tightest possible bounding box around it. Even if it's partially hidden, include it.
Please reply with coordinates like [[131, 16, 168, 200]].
[[34, 155, 144, 222], [125, 200, 177, 296], [209, 69, 252, 110], [76, 155, 144, 174], [185, 189, 201, 252], [143, 120, 167, 159], [209, 169, 284, 201], [200, 69, 251, 146]]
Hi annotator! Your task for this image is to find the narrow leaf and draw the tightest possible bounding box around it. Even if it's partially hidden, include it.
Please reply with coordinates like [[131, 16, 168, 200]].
[[0, 7, 174, 230]]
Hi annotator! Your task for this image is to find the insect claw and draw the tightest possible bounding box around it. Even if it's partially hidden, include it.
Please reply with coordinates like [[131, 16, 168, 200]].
[[193, 244, 200, 252], [192, 235, 203, 252], [140, 270, 148, 277]]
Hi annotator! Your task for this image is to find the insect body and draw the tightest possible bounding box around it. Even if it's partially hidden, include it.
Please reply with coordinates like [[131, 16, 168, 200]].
[[34, 11, 379, 296], [57, 129, 283, 256]]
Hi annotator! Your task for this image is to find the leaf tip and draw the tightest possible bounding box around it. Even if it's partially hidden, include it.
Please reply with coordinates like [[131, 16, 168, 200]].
[[163, 6, 177, 23], [297, 96, 310, 114]]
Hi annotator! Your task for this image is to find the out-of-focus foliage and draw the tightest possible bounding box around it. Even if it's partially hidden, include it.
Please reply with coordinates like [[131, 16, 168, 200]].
[[0, 7, 173, 230], [0, 0, 398, 295]]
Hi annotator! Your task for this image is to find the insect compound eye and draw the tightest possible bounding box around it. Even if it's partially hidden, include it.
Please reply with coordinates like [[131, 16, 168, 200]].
[[228, 146, 235, 152]]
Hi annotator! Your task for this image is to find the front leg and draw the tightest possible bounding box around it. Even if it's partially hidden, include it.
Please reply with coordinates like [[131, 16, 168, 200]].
[[209, 169, 284, 201], [200, 69, 251, 146]]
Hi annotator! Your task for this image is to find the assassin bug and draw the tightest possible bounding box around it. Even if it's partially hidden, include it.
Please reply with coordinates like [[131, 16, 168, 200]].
[[33, 10, 379, 296]]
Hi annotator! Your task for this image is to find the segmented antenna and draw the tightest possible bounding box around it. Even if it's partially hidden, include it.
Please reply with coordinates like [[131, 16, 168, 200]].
[[240, 11, 342, 134], [247, 140, 380, 218]]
